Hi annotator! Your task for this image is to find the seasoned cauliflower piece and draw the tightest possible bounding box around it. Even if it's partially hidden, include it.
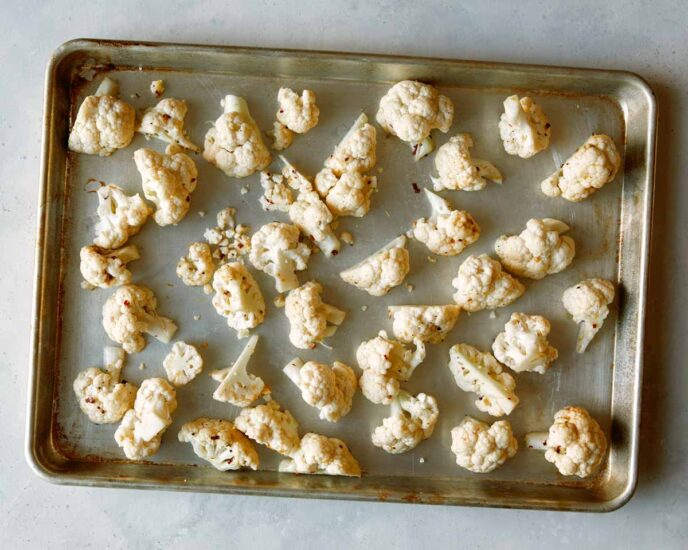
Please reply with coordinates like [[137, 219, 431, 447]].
[[68, 77, 135, 156], [178, 417, 259, 471], [451, 416, 518, 473], [259, 170, 294, 212], [284, 281, 346, 349], [495, 218, 575, 279], [93, 184, 152, 249], [80, 244, 140, 289], [276, 88, 319, 134], [149, 79, 164, 97], [412, 189, 480, 256], [234, 400, 300, 456], [431, 134, 502, 192], [279, 433, 361, 477], [372, 391, 439, 454], [542, 134, 621, 202], [562, 278, 615, 353], [387, 304, 460, 344], [137, 98, 199, 152], [498, 95, 550, 158], [203, 95, 271, 178], [321, 113, 377, 175], [249, 222, 311, 292], [283, 358, 356, 422], [289, 189, 340, 257], [492, 312, 558, 374], [210, 335, 265, 407], [314, 169, 377, 218], [448, 343, 519, 417], [162, 341, 203, 386], [211, 263, 266, 338], [176, 242, 215, 287], [452, 254, 524, 312], [340, 235, 410, 296], [102, 284, 177, 353], [73, 346, 136, 424], [269, 121, 294, 151]]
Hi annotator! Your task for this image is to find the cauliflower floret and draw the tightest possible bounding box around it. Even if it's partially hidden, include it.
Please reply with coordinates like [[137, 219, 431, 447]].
[[542, 134, 621, 202], [114, 378, 177, 460], [234, 400, 300, 456], [372, 391, 439, 454], [80, 244, 140, 289], [102, 284, 177, 353], [289, 189, 340, 257], [431, 134, 502, 192], [211, 263, 266, 338], [356, 330, 426, 404], [203, 95, 271, 178], [562, 278, 615, 353], [149, 79, 165, 97], [495, 218, 575, 279], [284, 281, 346, 349], [269, 121, 294, 151], [321, 113, 377, 175], [259, 170, 294, 212], [498, 95, 551, 158], [279, 433, 361, 477], [73, 346, 136, 424], [137, 98, 199, 152], [412, 189, 480, 255], [283, 358, 356, 422], [314, 169, 377, 218], [492, 312, 558, 374], [210, 335, 266, 407], [162, 341, 203, 386], [448, 343, 519, 417], [249, 222, 311, 292], [340, 235, 410, 296], [276, 88, 319, 134], [387, 304, 460, 344], [450, 416, 518, 473], [93, 184, 152, 249], [525, 406, 607, 478], [178, 417, 259, 471], [68, 77, 135, 156], [176, 242, 215, 287], [451, 254, 524, 312]]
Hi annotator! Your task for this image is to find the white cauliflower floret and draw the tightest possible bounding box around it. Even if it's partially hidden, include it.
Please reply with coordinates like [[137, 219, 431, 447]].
[[249, 222, 311, 292], [283, 358, 356, 422], [314, 169, 377, 218], [284, 281, 346, 349], [279, 433, 361, 477], [321, 113, 377, 175], [525, 406, 607, 478], [269, 121, 294, 151], [137, 98, 199, 152], [259, 170, 294, 212], [73, 346, 136, 424], [80, 244, 140, 289], [562, 278, 615, 353], [203, 95, 271, 178], [178, 417, 259, 471], [495, 218, 575, 280], [176, 242, 215, 286], [234, 400, 300, 456], [371, 391, 439, 454], [542, 134, 621, 202], [356, 330, 426, 405], [387, 304, 460, 344], [276, 88, 319, 134], [451, 416, 518, 473], [162, 341, 203, 386], [452, 254, 525, 312], [93, 184, 152, 249], [210, 335, 265, 407], [340, 235, 410, 296], [211, 263, 266, 338], [289, 189, 340, 257], [68, 77, 135, 156], [492, 313, 558, 374], [448, 343, 519, 417], [498, 95, 550, 158], [412, 189, 480, 255], [102, 284, 177, 353], [431, 134, 502, 192]]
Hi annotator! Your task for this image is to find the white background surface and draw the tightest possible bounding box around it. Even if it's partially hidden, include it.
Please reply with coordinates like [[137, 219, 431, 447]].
[[0, 1, 685, 548]]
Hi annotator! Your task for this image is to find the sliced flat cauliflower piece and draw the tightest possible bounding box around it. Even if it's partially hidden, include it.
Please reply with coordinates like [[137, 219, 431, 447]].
[[542, 134, 621, 202], [448, 343, 519, 417], [210, 335, 266, 407], [495, 218, 575, 279], [372, 391, 439, 454], [203, 95, 271, 178], [451, 254, 525, 312], [276, 88, 319, 134], [93, 184, 152, 249], [322, 113, 377, 175], [102, 284, 177, 353], [249, 222, 311, 292], [176, 242, 215, 286], [269, 121, 294, 151], [562, 278, 615, 353], [283, 358, 356, 422], [137, 98, 199, 152], [498, 95, 550, 158], [80, 244, 140, 289], [431, 134, 502, 192], [162, 341, 203, 386], [284, 281, 346, 349], [340, 235, 410, 296], [387, 304, 460, 344], [314, 169, 377, 218], [73, 346, 136, 424], [279, 433, 361, 477], [451, 416, 518, 473], [259, 170, 294, 212], [234, 399, 300, 456], [211, 263, 266, 338], [178, 417, 259, 471]]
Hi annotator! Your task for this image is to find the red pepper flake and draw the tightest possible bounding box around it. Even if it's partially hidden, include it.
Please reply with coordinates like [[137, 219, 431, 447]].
[[411, 143, 419, 156], [331, 250, 339, 256], [123, 300, 131, 307], [210, 435, 220, 440], [84, 397, 96, 404], [545, 122, 551, 129], [412, 182, 421, 194]]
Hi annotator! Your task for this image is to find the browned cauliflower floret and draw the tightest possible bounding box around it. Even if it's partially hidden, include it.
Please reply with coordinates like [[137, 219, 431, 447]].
[[387, 304, 460, 344], [451, 254, 524, 312], [314, 169, 377, 218], [234, 400, 300, 456], [137, 98, 199, 152], [498, 95, 551, 158], [279, 433, 361, 477], [80, 244, 140, 289], [492, 312, 558, 374], [340, 235, 410, 296]]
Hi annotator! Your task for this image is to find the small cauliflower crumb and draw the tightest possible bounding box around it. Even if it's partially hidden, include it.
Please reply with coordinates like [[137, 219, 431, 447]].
[[340, 232, 354, 245], [273, 294, 286, 308], [150, 80, 165, 97]]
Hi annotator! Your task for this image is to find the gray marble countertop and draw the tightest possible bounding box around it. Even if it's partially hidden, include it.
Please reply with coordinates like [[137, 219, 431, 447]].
[[1, 1, 685, 548]]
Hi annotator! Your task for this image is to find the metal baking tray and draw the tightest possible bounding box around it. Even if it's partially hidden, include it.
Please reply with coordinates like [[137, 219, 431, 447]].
[[27, 39, 656, 511]]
